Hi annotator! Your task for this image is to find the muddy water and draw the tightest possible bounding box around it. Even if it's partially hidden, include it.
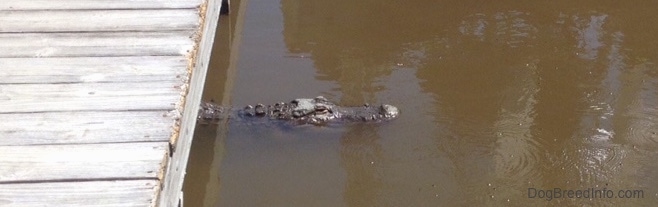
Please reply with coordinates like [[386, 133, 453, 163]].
[[184, 0, 658, 206]]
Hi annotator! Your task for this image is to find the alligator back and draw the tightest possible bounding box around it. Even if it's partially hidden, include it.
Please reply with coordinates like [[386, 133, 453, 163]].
[[197, 96, 399, 126]]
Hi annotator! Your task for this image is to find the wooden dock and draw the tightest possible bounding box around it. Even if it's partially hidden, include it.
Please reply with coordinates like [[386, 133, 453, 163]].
[[0, 0, 223, 206]]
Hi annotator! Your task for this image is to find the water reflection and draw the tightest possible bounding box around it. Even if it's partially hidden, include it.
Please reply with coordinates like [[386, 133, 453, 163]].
[[459, 11, 538, 48], [187, 0, 658, 206], [339, 126, 382, 207], [491, 59, 541, 202], [574, 14, 607, 60]]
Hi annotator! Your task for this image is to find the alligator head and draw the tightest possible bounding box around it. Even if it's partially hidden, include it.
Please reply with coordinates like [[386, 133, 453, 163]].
[[264, 96, 399, 125]]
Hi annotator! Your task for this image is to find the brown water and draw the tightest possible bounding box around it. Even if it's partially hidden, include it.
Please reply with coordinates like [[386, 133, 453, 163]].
[[184, 0, 658, 206]]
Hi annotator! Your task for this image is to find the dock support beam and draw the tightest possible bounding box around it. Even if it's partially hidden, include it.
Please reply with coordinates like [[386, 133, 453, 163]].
[[220, 0, 230, 15]]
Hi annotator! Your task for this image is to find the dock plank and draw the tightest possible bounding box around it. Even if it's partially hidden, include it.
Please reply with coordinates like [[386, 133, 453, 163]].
[[0, 56, 188, 84], [0, 82, 182, 113], [0, 180, 158, 207], [0, 0, 200, 10], [0, 9, 199, 33], [0, 142, 166, 182], [0, 0, 214, 205], [0, 31, 195, 58], [0, 111, 174, 146]]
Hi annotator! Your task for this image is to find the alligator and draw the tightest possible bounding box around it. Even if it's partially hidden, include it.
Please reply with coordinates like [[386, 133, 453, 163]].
[[197, 96, 399, 125]]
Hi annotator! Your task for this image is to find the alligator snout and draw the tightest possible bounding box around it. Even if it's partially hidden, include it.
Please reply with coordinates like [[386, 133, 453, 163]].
[[380, 104, 399, 119]]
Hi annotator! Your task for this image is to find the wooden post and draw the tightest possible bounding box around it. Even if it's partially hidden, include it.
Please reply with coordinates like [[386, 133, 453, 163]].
[[220, 0, 230, 15]]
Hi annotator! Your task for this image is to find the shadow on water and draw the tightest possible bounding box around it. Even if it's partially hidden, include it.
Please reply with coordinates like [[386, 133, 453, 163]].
[[186, 0, 658, 206]]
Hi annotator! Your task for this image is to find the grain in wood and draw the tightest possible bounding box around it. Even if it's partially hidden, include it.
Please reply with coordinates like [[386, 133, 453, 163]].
[[0, 56, 188, 84], [0, 81, 182, 113], [0, 9, 199, 33], [0, 0, 200, 10], [0, 111, 174, 146], [0, 180, 158, 207], [0, 31, 195, 58], [0, 142, 167, 182]]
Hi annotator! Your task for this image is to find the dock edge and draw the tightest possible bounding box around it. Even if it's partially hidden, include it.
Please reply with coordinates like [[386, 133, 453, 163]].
[[157, 0, 224, 206]]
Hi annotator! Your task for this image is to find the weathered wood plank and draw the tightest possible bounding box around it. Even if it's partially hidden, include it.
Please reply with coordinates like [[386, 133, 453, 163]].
[[0, 0, 199, 10], [0, 142, 166, 182], [0, 56, 188, 84], [0, 180, 158, 207], [0, 9, 199, 33], [0, 0, 208, 206], [0, 31, 195, 58], [0, 111, 174, 146], [0, 82, 182, 113], [159, 0, 222, 206]]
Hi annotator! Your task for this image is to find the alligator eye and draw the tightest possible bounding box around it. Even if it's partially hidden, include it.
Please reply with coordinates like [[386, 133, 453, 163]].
[[314, 105, 331, 114], [314, 96, 328, 102]]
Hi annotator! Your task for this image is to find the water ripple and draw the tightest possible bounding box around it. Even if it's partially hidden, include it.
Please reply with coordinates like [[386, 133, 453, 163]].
[[624, 106, 658, 148], [622, 64, 658, 148], [494, 130, 542, 179], [492, 101, 541, 180]]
